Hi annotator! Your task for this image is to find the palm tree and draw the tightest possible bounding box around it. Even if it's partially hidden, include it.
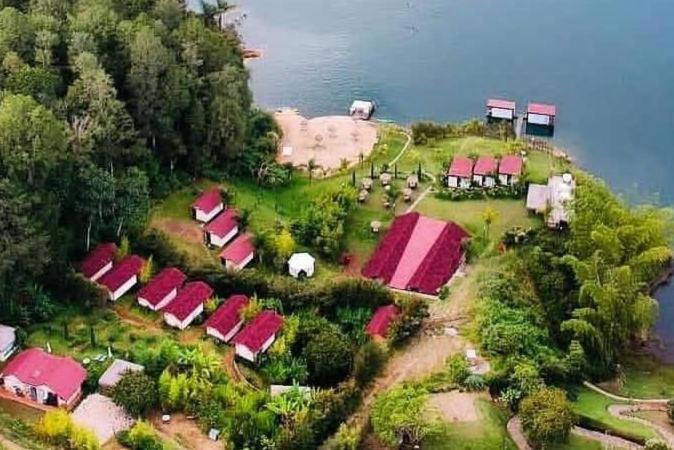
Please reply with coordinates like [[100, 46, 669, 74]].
[[481, 207, 498, 240]]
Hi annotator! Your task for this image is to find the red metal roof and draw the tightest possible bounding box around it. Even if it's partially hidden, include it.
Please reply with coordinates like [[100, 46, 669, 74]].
[[233, 311, 283, 352], [98, 255, 144, 292], [362, 212, 420, 283], [499, 155, 523, 176], [205, 295, 249, 337], [192, 189, 222, 213], [366, 305, 400, 338], [448, 156, 473, 178], [163, 281, 213, 321], [137, 267, 186, 307], [473, 156, 498, 176], [527, 103, 556, 117], [205, 209, 239, 238], [80, 243, 117, 278], [1, 348, 86, 400], [487, 99, 516, 110], [219, 233, 254, 265]]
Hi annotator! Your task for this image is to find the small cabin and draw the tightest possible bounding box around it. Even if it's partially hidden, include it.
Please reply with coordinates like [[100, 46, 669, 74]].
[[498, 155, 523, 186], [137, 267, 186, 311], [80, 243, 118, 282], [204, 209, 239, 248], [220, 233, 255, 271], [447, 156, 473, 189], [206, 295, 249, 343], [98, 255, 144, 301], [486, 99, 516, 122], [233, 311, 283, 362], [163, 281, 213, 330], [526, 103, 556, 127], [192, 189, 224, 223], [472, 156, 498, 187], [349, 100, 375, 120]]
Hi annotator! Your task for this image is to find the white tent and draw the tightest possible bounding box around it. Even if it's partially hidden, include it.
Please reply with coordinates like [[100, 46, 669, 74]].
[[288, 253, 316, 278]]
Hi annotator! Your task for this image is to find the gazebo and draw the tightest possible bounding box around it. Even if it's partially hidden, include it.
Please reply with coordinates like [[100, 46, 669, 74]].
[[288, 253, 316, 279], [380, 172, 392, 186]]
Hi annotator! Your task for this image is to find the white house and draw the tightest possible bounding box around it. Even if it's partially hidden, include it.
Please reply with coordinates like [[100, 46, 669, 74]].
[[288, 253, 316, 279], [204, 209, 239, 248], [136, 267, 186, 311], [349, 100, 375, 120], [486, 99, 516, 121], [233, 311, 283, 362], [0, 348, 87, 409], [0, 325, 17, 362], [79, 243, 118, 282], [98, 255, 144, 301], [498, 155, 523, 186], [192, 189, 224, 223], [447, 156, 473, 189], [472, 156, 498, 187], [220, 233, 255, 271], [526, 174, 575, 229], [163, 282, 214, 330], [527, 103, 557, 127], [205, 295, 249, 343]]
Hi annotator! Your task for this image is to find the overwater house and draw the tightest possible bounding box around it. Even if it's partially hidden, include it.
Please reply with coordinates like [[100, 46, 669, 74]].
[[98, 359, 144, 391], [163, 281, 214, 330], [220, 233, 255, 271], [526, 173, 575, 229], [447, 156, 473, 189], [472, 156, 498, 187], [137, 267, 186, 311], [98, 255, 144, 301], [204, 209, 239, 247], [0, 348, 87, 409], [366, 305, 400, 340], [0, 324, 17, 362], [205, 295, 249, 343], [192, 189, 224, 223], [486, 99, 516, 122], [80, 243, 118, 282], [233, 311, 283, 362], [498, 155, 523, 186], [349, 100, 375, 120], [526, 103, 556, 136]]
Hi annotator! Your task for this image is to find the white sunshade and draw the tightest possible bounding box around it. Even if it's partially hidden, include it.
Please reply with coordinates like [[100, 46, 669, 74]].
[[528, 113, 551, 126], [490, 107, 514, 120], [288, 252, 316, 278]]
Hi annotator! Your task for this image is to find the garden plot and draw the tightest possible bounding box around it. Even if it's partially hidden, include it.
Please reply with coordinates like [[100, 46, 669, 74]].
[[427, 391, 479, 422]]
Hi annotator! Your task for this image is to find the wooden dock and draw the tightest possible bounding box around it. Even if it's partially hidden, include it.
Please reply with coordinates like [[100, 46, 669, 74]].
[[514, 115, 525, 139]]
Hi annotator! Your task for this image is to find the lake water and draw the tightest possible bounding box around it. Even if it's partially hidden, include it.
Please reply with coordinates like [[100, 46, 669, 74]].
[[190, 0, 674, 358]]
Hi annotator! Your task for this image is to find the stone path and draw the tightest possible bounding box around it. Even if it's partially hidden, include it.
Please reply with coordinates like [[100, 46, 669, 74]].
[[608, 404, 674, 447]]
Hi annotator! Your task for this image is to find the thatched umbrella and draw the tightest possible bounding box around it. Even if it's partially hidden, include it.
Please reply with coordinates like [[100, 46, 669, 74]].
[[403, 188, 413, 202], [380, 172, 392, 186], [358, 189, 369, 202], [361, 177, 373, 191], [370, 220, 382, 233], [314, 133, 324, 148], [407, 174, 419, 189]]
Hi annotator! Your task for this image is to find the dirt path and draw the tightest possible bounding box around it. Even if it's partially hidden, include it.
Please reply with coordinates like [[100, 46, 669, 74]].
[[506, 417, 532, 450], [608, 404, 674, 447], [0, 434, 28, 450], [583, 381, 669, 404], [388, 130, 412, 166]]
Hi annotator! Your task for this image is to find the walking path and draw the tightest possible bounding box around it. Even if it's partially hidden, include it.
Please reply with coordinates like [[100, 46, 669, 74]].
[[608, 404, 674, 447], [0, 435, 29, 450], [388, 130, 412, 166], [583, 381, 669, 404]]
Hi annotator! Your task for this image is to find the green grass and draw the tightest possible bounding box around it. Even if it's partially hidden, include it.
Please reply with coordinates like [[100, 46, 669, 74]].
[[571, 387, 657, 441], [415, 196, 541, 237], [547, 434, 605, 450], [425, 399, 516, 450], [597, 354, 674, 399]]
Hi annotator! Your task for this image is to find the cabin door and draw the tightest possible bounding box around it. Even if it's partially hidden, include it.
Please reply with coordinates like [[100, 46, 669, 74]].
[[29, 387, 37, 401]]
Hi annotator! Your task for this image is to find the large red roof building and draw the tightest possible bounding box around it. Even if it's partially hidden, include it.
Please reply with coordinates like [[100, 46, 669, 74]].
[[137, 267, 186, 311], [0, 348, 87, 408], [163, 281, 213, 330], [363, 212, 468, 295], [205, 295, 249, 343], [80, 243, 118, 281], [98, 255, 144, 301], [233, 311, 283, 362]]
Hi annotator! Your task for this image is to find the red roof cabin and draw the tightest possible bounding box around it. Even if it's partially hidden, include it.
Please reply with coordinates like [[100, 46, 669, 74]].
[[498, 155, 524, 186], [204, 209, 239, 248], [526, 103, 556, 127], [0, 348, 87, 409], [205, 295, 249, 343], [366, 305, 400, 340], [233, 311, 283, 362], [447, 156, 474, 189], [80, 243, 118, 282], [192, 189, 224, 223], [162, 281, 213, 330], [98, 255, 144, 301], [472, 156, 498, 187], [486, 99, 516, 122], [220, 233, 255, 271], [137, 267, 186, 311]]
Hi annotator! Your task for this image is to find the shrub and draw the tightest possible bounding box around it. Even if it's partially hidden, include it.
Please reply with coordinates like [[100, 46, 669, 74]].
[[322, 423, 363, 450], [445, 354, 470, 385], [389, 296, 429, 344], [305, 325, 353, 386], [118, 420, 163, 450], [371, 384, 434, 448], [519, 387, 575, 448], [353, 340, 387, 387], [35, 409, 100, 450], [644, 438, 670, 450], [668, 399, 674, 422], [463, 374, 486, 392], [111, 371, 158, 417]]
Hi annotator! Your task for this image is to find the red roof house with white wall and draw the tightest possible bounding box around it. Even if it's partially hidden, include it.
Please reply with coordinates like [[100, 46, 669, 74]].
[[163, 281, 213, 330], [447, 156, 474, 189], [0, 348, 87, 409], [233, 311, 283, 362], [498, 155, 523, 186], [137, 267, 186, 311], [80, 243, 118, 281], [98, 255, 144, 301], [204, 209, 239, 248], [205, 295, 249, 343], [192, 189, 224, 223], [219, 233, 255, 271]]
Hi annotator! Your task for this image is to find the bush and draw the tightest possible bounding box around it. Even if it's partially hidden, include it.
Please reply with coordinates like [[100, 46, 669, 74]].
[[644, 438, 671, 450], [322, 423, 363, 450], [463, 374, 486, 392], [445, 354, 470, 385], [371, 384, 434, 448], [668, 399, 674, 422], [389, 296, 429, 344], [111, 371, 158, 417], [353, 341, 387, 387], [305, 325, 353, 386], [519, 387, 575, 448], [118, 420, 163, 450], [35, 409, 100, 450]]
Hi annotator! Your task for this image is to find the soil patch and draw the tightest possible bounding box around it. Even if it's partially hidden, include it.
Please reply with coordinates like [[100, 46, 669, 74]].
[[150, 218, 203, 244], [151, 413, 220, 450], [427, 391, 479, 422]]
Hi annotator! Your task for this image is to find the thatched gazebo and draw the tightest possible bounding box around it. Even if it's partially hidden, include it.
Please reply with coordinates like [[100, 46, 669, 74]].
[[370, 220, 382, 233], [379, 172, 392, 186], [403, 188, 413, 202], [361, 177, 373, 191], [358, 189, 369, 203], [407, 174, 419, 189]]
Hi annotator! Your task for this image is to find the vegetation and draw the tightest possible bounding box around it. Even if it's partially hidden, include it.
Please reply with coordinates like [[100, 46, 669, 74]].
[[519, 387, 575, 448], [371, 384, 436, 448], [35, 409, 99, 450], [111, 371, 159, 417]]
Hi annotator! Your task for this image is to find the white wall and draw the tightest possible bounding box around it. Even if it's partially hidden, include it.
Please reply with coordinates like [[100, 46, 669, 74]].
[[490, 107, 514, 120], [138, 288, 177, 311], [0, 343, 16, 362], [194, 203, 224, 223], [447, 176, 459, 188], [459, 177, 471, 189], [472, 175, 483, 186], [90, 261, 113, 282], [225, 252, 254, 271], [498, 174, 518, 186], [208, 226, 238, 248], [235, 343, 257, 362], [207, 320, 244, 343], [109, 275, 138, 301], [163, 303, 204, 330], [528, 113, 551, 126], [1, 376, 70, 406]]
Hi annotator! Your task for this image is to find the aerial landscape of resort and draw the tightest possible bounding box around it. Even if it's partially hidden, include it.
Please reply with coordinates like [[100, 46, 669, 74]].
[[1, 1, 674, 450]]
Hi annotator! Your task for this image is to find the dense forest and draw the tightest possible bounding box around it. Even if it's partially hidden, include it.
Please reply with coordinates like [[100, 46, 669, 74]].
[[0, 0, 278, 323]]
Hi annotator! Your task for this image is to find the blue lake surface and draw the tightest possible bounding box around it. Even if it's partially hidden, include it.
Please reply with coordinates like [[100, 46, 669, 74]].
[[191, 0, 674, 358]]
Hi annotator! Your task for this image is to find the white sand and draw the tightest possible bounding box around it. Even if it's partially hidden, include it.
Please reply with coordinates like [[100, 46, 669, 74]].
[[275, 108, 379, 173]]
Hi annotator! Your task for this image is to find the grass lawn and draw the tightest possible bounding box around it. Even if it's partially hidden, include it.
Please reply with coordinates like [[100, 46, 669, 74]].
[[547, 435, 604, 450], [571, 387, 657, 441], [425, 398, 516, 450], [597, 353, 674, 399], [415, 196, 541, 237]]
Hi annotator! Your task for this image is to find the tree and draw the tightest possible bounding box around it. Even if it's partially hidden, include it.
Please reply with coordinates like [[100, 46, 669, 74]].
[[371, 385, 435, 448], [307, 158, 317, 183], [481, 206, 499, 239], [0, 7, 34, 61], [111, 371, 158, 417], [114, 167, 150, 236], [74, 163, 115, 250], [519, 387, 575, 448], [353, 340, 386, 387], [304, 325, 352, 386], [272, 228, 296, 270]]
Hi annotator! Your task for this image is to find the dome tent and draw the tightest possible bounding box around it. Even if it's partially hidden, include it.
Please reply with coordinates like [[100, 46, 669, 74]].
[[288, 253, 315, 279]]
